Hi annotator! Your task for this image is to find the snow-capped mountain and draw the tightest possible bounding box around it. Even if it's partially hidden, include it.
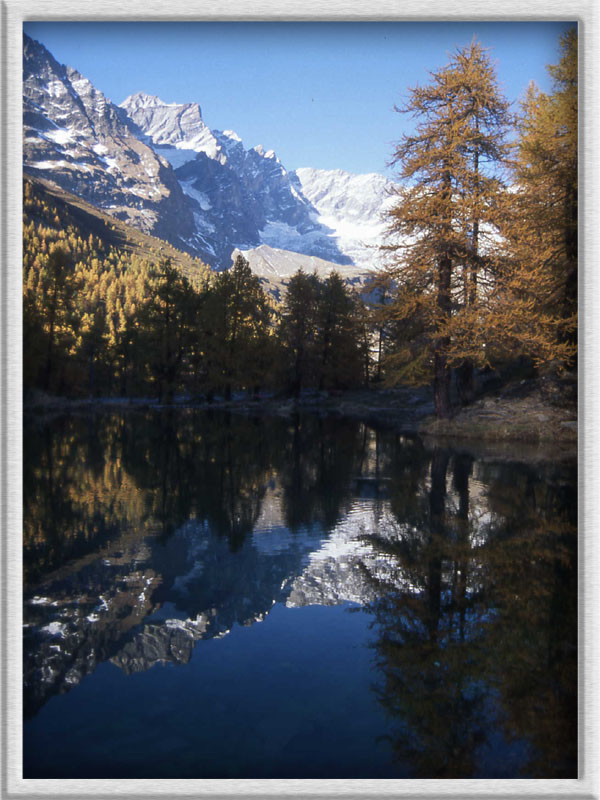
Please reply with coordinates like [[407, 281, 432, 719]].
[[23, 34, 397, 272], [294, 168, 397, 269], [122, 91, 360, 266], [23, 35, 199, 252]]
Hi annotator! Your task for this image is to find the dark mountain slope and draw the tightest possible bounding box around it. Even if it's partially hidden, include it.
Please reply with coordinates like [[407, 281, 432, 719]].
[[24, 174, 210, 282]]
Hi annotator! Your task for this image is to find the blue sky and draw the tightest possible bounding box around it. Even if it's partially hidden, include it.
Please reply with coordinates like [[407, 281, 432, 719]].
[[24, 21, 576, 176]]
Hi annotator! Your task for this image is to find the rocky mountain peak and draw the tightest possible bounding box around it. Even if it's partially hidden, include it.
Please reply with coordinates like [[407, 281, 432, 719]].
[[23, 32, 63, 80], [122, 91, 191, 111], [23, 35, 201, 255], [222, 129, 242, 143], [23, 33, 397, 272], [120, 93, 207, 149], [253, 143, 278, 161]]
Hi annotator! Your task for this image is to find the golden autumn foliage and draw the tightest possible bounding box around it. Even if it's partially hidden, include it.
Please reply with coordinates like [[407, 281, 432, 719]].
[[379, 33, 577, 417], [381, 40, 512, 417], [493, 28, 577, 367], [23, 178, 368, 400], [23, 31, 577, 409]]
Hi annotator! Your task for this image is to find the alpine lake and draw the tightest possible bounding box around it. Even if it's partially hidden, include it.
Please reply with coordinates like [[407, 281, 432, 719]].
[[23, 408, 577, 779]]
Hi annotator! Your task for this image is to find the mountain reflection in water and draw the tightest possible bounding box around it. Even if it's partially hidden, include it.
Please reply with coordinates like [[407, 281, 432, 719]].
[[23, 409, 577, 779]]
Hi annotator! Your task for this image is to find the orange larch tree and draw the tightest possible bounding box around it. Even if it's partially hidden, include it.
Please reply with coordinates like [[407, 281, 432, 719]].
[[381, 40, 511, 417]]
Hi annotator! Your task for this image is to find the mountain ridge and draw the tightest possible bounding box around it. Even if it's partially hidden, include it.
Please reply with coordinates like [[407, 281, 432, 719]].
[[23, 34, 395, 275]]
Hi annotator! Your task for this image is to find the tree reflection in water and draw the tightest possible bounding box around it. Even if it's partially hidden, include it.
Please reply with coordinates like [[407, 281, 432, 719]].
[[23, 411, 576, 777], [359, 444, 577, 778]]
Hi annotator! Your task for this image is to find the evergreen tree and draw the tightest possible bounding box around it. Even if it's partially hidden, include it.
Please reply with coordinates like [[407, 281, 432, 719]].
[[139, 259, 197, 403], [77, 307, 108, 398], [277, 270, 321, 396], [36, 246, 81, 393], [201, 255, 272, 399], [278, 270, 369, 394], [314, 271, 366, 390]]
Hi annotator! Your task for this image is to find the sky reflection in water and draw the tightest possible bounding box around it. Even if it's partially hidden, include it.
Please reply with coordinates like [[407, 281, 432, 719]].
[[23, 409, 577, 778]]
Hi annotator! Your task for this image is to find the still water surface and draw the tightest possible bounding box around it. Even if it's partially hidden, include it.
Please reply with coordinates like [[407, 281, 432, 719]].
[[23, 410, 577, 778]]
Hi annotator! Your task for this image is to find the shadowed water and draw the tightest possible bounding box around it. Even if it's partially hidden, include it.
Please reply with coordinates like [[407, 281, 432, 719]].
[[23, 409, 577, 778]]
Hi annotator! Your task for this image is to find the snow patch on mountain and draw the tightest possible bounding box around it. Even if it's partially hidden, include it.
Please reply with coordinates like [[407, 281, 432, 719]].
[[293, 167, 397, 269], [180, 179, 212, 211], [258, 220, 338, 256], [23, 35, 198, 247], [45, 127, 74, 145]]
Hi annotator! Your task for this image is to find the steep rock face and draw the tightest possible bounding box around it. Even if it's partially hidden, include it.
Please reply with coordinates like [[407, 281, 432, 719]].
[[122, 92, 350, 266], [23, 35, 200, 255], [121, 93, 212, 155], [24, 36, 398, 271]]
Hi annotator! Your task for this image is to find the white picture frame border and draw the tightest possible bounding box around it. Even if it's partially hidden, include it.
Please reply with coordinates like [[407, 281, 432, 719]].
[[2, 1, 599, 798]]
